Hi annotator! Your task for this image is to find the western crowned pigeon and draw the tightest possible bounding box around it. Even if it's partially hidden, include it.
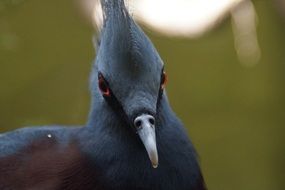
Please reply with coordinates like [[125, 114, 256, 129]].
[[0, 0, 206, 189]]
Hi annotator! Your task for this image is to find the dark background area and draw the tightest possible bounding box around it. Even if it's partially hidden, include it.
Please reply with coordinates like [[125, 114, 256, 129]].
[[0, 0, 285, 189]]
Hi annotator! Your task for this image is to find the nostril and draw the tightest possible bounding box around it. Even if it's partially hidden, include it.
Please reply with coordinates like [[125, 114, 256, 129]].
[[134, 120, 142, 128], [134, 114, 155, 129], [149, 117, 155, 125]]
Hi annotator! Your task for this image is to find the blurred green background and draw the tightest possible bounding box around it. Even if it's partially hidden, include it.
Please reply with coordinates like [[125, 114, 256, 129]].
[[0, 0, 284, 189]]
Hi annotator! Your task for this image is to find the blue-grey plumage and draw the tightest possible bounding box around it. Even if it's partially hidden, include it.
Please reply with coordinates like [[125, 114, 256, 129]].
[[0, 0, 206, 189]]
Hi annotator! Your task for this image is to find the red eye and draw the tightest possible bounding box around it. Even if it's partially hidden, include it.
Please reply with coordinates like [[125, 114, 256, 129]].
[[161, 71, 167, 90], [98, 74, 111, 97]]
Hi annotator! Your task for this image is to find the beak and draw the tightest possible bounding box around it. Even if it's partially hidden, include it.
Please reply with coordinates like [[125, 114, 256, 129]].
[[134, 114, 158, 168]]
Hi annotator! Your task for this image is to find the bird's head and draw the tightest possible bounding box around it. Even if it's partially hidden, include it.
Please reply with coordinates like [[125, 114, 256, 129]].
[[91, 0, 167, 168]]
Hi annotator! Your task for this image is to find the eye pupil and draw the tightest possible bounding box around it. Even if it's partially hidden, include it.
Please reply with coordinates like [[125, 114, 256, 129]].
[[98, 75, 111, 97]]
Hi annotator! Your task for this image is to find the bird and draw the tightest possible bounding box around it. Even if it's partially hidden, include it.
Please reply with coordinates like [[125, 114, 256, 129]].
[[0, 0, 206, 190]]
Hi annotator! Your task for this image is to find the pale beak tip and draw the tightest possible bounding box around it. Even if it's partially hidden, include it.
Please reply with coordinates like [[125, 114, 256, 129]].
[[152, 163, 158, 169], [149, 152, 159, 169]]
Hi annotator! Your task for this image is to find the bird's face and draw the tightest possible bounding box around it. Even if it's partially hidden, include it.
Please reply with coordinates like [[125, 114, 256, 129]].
[[96, 56, 166, 168], [94, 17, 167, 168]]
